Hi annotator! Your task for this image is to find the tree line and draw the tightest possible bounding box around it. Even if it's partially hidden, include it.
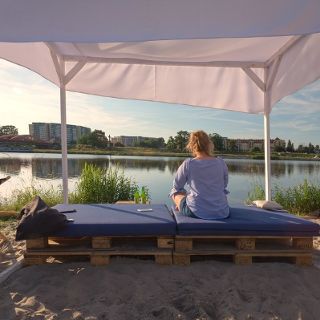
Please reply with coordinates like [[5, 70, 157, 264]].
[[1, 125, 319, 154]]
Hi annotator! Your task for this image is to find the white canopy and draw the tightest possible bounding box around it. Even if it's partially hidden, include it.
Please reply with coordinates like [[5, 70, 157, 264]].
[[1, 0, 320, 202]]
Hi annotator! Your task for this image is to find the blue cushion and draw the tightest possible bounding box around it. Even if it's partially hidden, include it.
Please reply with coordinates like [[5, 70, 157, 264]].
[[51, 204, 176, 237], [173, 205, 320, 237]]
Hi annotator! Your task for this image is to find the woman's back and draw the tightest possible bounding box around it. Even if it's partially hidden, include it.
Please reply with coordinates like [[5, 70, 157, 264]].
[[181, 157, 229, 219], [170, 130, 229, 220]]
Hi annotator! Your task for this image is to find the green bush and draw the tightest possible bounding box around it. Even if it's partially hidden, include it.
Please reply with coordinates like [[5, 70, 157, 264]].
[[0, 163, 150, 211], [273, 180, 320, 215], [246, 183, 265, 203], [69, 163, 143, 204], [247, 179, 320, 215]]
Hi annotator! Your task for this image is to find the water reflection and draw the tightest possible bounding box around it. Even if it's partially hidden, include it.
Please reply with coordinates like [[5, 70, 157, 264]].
[[0, 156, 320, 180], [31, 158, 110, 178], [0, 158, 23, 175], [110, 158, 167, 172], [0, 154, 319, 204]]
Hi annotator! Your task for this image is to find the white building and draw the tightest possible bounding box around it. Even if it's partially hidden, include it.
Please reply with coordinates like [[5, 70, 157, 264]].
[[29, 123, 91, 144]]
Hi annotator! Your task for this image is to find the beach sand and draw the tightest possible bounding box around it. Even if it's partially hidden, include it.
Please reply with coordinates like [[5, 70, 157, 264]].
[[1, 221, 320, 320]]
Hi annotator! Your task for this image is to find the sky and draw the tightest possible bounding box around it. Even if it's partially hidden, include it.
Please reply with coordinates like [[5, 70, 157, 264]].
[[0, 59, 319, 147]]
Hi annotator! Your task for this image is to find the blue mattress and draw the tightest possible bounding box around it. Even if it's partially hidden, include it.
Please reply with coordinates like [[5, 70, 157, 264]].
[[172, 205, 320, 237], [51, 204, 176, 237]]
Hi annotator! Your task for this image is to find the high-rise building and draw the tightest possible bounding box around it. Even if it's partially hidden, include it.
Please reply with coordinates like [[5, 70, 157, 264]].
[[29, 122, 49, 141], [111, 135, 159, 147], [29, 123, 91, 144]]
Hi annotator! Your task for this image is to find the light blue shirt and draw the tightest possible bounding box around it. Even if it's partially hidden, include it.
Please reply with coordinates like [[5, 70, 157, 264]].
[[170, 157, 230, 219]]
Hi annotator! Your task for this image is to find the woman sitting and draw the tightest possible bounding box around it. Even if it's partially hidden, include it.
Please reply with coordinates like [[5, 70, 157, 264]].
[[170, 130, 229, 219]]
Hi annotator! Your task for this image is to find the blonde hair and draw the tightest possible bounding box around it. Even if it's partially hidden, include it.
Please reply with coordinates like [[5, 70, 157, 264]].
[[186, 130, 214, 156]]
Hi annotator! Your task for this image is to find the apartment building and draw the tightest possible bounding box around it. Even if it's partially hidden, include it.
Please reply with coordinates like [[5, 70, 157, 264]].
[[226, 138, 286, 152], [29, 122, 91, 144], [111, 135, 159, 147]]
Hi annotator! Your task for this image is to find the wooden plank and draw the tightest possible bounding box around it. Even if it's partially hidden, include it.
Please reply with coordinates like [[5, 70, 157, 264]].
[[175, 235, 293, 240], [24, 256, 46, 265], [26, 237, 48, 249], [175, 239, 193, 251], [155, 255, 173, 265], [92, 250, 172, 256], [234, 255, 252, 265], [92, 237, 111, 249], [90, 255, 110, 266], [157, 237, 174, 249], [171, 248, 311, 256], [292, 238, 313, 250], [236, 238, 255, 250], [173, 254, 190, 266], [25, 248, 172, 256], [294, 255, 313, 266], [49, 237, 90, 246]]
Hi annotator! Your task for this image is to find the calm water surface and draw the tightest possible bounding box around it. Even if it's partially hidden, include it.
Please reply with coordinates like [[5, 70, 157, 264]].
[[0, 153, 319, 206]]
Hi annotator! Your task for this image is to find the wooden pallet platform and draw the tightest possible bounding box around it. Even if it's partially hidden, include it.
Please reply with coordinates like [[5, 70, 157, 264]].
[[24, 235, 174, 266], [173, 235, 314, 266]]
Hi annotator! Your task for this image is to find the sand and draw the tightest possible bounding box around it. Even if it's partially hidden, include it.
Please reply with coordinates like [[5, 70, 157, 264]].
[[0, 220, 24, 274], [1, 220, 320, 320]]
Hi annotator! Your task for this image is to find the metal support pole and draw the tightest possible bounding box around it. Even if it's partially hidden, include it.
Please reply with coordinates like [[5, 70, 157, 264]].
[[263, 111, 271, 201], [264, 67, 271, 201], [60, 61, 68, 204]]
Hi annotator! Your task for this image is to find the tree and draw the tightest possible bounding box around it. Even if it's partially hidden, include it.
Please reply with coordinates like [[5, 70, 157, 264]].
[[166, 136, 176, 151], [0, 125, 18, 135], [308, 142, 315, 154], [286, 139, 294, 152], [135, 137, 165, 148], [174, 131, 190, 152], [78, 130, 108, 148], [273, 137, 286, 152], [209, 133, 224, 151], [251, 147, 261, 153], [228, 140, 238, 152], [297, 144, 304, 153]]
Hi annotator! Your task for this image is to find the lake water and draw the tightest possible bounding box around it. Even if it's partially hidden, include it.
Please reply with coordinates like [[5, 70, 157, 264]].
[[0, 153, 320, 206]]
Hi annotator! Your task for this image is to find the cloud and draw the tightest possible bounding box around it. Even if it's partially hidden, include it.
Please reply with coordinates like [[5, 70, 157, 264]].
[[0, 60, 156, 136], [1, 59, 319, 144]]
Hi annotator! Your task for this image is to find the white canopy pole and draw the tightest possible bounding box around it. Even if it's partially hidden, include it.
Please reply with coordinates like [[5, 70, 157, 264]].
[[263, 112, 271, 200], [264, 67, 271, 201], [59, 59, 69, 204]]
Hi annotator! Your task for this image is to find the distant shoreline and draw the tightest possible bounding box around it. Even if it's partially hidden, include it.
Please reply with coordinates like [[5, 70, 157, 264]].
[[9, 148, 314, 161]]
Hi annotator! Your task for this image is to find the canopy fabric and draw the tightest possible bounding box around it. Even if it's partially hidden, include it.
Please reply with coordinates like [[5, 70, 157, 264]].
[[1, 0, 320, 42], [1, 34, 320, 113], [0, 0, 320, 114], [1, 0, 319, 203]]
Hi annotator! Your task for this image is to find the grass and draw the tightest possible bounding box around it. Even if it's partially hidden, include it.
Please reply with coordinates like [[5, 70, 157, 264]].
[[0, 163, 149, 213], [0, 185, 63, 212], [247, 179, 320, 215], [70, 163, 142, 204]]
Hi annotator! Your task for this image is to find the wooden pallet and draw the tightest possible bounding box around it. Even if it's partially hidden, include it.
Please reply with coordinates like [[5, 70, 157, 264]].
[[173, 235, 314, 266], [24, 235, 174, 266]]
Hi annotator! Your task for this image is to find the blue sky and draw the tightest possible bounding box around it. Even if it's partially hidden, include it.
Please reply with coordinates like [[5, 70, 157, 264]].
[[1, 59, 319, 147]]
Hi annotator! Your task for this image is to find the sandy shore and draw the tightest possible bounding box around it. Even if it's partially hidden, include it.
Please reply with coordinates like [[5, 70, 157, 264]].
[[0, 220, 25, 274], [1, 220, 320, 320]]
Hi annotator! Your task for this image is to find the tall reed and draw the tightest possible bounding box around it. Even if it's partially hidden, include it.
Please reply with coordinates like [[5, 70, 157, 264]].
[[247, 179, 320, 215], [0, 185, 63, 211], [70, 163, 140, 204], [273, 180, 320, 215]]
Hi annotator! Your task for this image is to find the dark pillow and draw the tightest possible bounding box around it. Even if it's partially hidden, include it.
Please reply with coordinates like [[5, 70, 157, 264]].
[[16, 196, 67, 241]]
